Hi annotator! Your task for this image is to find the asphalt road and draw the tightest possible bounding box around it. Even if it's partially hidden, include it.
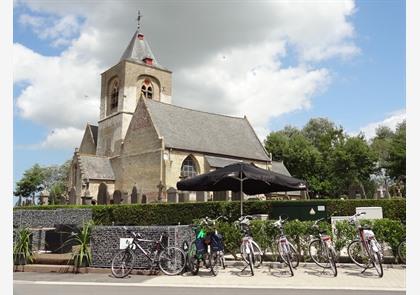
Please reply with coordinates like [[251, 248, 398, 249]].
[[13, 283, 405, 295]]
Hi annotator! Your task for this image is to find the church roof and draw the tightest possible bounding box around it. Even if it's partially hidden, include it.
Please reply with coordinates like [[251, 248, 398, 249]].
[[88, 124, 98, 146], [271, 161, 291, 176], [144, 99, 271, 162], [205, 155, 243, 168], [79, 155, 115, 180], [120, 31, 165, 69]]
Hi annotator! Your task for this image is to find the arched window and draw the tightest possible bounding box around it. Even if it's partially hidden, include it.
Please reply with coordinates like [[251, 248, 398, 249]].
[[110, 80, 119, 110], [181, 156, 198, 179], [141, 80, 153, 99]]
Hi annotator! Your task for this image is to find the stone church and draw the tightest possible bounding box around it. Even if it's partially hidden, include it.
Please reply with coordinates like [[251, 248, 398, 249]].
[[68, 21, 300, 205]]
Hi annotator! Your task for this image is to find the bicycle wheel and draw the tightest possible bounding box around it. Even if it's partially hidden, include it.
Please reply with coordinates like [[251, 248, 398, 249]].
[[209, 251, 221, 276], [328, 247, 338, 277], [284, 248, 294, 277], [288, 243, 300, 268], [158, 246, 186, 276], [372, 250, 383, 278], [219, 251, 226, 269], [309, 239, 331, 269], [398, 241, 406, 264], [348, 240, 372, 268], [278, 242, 299, 269], [111, 249, 135, 278], [241, 240, 263, 268], [247, 252, 254, 276], [188, 242, 200, 275]]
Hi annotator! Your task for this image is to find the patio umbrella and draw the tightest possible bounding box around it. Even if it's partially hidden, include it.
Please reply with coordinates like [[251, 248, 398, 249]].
[[176, 162, 307, 215]]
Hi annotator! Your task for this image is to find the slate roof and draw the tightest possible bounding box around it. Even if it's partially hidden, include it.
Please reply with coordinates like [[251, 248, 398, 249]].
[[79, 155, 115, 180], [88, 124, 98, 146], [205, 155, 243, 168], [271, 161, 291, 176], [120, 30, 165, 70], [144, 99, 270, 162]]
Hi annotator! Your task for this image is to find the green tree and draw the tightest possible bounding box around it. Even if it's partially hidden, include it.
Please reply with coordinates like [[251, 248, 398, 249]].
[[388, 120, 406, 180], [14, 164, 45, 206], [329, 135, 378, 198], [43, 160, 71, 204], [265, 118, 378, 198], [14, 160, 71, 206], [302, 118, 344, 153], [371, 126, 394, 169], [265, 128, 329, 196]]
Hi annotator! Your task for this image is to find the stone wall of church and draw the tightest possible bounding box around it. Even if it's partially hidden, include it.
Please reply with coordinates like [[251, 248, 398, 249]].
[[79, 127, 96, 155], [124, 61, 172, 105], [100, 62, 124, 120], [164, 150, 206, 193], [116, 98, 164, 202], [88, 180, 115, 203], [96, 113, 134, 157]]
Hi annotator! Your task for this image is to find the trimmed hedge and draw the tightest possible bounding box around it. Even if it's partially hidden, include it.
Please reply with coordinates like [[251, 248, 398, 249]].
[[15, 199, 405, 226], [215, 218, 406, 262]]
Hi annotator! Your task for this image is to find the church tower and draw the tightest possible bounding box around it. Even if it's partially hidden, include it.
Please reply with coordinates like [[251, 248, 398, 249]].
[[96, 12, 172, 157]]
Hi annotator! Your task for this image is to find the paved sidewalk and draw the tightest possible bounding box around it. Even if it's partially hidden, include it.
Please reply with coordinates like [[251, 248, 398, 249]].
[[14, 262, 405, 291]]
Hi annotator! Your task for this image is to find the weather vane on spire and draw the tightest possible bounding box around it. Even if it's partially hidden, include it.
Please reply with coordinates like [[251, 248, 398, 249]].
[[137, 10, 142, 31]]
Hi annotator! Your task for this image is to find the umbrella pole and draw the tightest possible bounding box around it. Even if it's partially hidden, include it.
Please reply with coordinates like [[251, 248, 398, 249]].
[[240, 178, 243, 216], [240, 168, 243, 216]]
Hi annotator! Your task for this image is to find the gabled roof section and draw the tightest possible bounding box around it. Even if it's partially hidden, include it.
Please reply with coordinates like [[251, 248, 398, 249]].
[[88, 124, 98, 145], [120, 30, 165, 70], [271, 161, 292, 177], [78, 155, 115, 181], [205, 155, 242, 168], [144, 99, 270, 162]]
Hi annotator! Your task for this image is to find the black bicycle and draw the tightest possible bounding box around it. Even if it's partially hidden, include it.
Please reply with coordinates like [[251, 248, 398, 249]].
[[111, 227, 186, 278], [185, 216, 227, 276]]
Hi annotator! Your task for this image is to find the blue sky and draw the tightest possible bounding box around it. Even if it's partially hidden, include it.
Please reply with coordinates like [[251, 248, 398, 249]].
[[13, 0, 406, 191]]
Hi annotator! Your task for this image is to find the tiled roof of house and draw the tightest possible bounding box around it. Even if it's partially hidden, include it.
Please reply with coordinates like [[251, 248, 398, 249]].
[[120, 30, 165, 70], [271, 161, 291, 176], [145, 99, 270, 162], [79, 155, 115, 180]]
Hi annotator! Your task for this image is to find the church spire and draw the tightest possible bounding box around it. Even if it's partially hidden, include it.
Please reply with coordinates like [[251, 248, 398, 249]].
[[119, 11, 163, 68], [137, 10, 142, 32]]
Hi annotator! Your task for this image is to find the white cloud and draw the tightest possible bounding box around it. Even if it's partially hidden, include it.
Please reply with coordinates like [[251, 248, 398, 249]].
[[16, 127, 84, 150], [14, 43, 100, 129], [19, 13, 82, 47], [359, 110, 406, 140], [14, 0, 359, 148], [175, 41, 330, 139]]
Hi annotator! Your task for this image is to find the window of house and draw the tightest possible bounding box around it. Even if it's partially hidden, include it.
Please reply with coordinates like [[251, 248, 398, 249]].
[[181, 156, 198, 178], [110, 80, 119, 110], [141, 83, 153, 99]]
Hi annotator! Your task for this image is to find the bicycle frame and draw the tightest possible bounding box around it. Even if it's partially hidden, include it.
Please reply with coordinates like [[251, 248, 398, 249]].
[[126, 234, 165, 265]]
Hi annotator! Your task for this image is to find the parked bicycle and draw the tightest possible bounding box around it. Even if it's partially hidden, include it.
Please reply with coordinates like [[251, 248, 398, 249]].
[[111, 227, 186, 278], [397, 237, 406, 264], [236, 215, 263, 276], [309, 217, 337, 277], [272, 215, 299, 276], [347, 212, 384, 277], [185, 216, 227, 276]]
